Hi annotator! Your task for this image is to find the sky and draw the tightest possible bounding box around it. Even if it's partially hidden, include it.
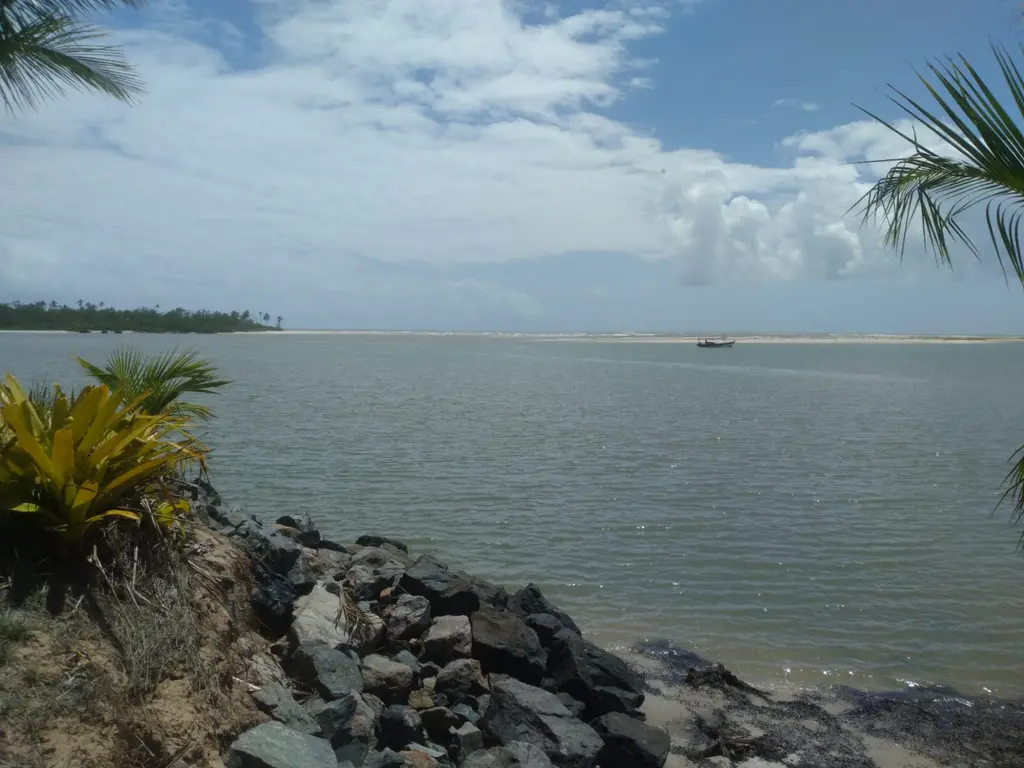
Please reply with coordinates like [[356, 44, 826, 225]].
[[2, 0, 1024, 333]]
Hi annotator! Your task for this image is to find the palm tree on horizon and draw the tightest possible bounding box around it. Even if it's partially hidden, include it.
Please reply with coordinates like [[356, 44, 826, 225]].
[[0, 0, 146, 113], [855, 42, 1024, 536]]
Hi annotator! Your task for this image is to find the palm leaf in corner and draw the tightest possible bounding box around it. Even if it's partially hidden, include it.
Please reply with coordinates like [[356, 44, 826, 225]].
[[0, 0, 146, 112], [77, 347, 229, 422], [852, 43, 1024, 540]]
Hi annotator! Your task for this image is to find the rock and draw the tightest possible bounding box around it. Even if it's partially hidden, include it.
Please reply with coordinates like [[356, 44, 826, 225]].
[[276, 513, 316, 533], [251, 681, 321, 736], [546, 635, 645, 719], [346, 563, 402, 602], [460, 743, 554, 767], [420, 706, 461, 743], [354, 611, 387, 655], [319, 538, 351, 553], [310, 692, 378, 766], [385, 594, 432, 644], [362, 654, 416, 704], [401, 556, 481, 616], [234, 521, 302, 576], [452, 702, 481, 725], [591, 713, 670, 768], [251, 561, 296, 637], [363, 692, 387, 717], [480, 676, 603, 768], [508, 585, 580, 636], [365, 749, 441, 768], [394, 649, 423, 674], [523, 615, 565, 650], [452, 722, 484, 759], [471, 605, 546, 684], [357, 535, 410, 554], [378, 705, 425, 751], [421, 662, 442, 679], [555, 693, 584, 719], [435, 659, 489, 698], [225, 722, 336, 768], [287, 556, 317, 597], [247, 652, 291, 689], [289, 642, 364, 701], [423, 615, 472, 665], [289, 583, 350, 648], [312, 548, 354, 577], [408, 689, 435, 710]]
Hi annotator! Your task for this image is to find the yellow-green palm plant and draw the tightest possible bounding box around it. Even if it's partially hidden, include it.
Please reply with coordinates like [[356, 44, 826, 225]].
[[0, 0, 146, 113], [0, 374, 202, 544], [853, 43, 1024, 537]]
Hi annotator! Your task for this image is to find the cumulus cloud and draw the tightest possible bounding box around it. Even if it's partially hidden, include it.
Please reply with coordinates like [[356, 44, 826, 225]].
[[0, 0, 953, 327]]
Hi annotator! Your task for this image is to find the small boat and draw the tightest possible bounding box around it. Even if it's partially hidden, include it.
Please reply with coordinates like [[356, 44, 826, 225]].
[[697, 337, 735, 348]]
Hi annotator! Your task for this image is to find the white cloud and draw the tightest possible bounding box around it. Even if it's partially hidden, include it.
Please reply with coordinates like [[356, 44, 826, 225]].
[[0, 0, 947, 327], [772, 97, 821, 112]]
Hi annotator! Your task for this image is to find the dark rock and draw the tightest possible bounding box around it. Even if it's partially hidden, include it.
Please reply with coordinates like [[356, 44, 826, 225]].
[[319, 538, 352, 553], [378, 705, 425, 751], [452, 702, 481, 725], [480, 676, 603, 767], [463, 575, 510, 610], [234, 521, 302, 576], [352, 546, 412, 572], [287, 556, 317, 597], [420, 705, 460, 743], [362, 654, 416, 704], [297, 529, 323, 549], [523, 615, 564, 650], [363, 692, 387, 718], [509, 585, 580, 636], [276, 513, 316, 533], [250, 562, 296, 636], [547, 635, 645, 719], [421, 662, 442, 679], [346, 563, 402, 603], [309, 692, 378, 765], [422, 615, 472, 665], [394, 649, 423, 675], [251, 681, 321, 736], [364, 748, 442, 768], [308, 548, 353, 579], [401, 556, 480, 616], [555, 693, 584, 719], [592, 712, 670, 768], [452, 722, 484, 760], [357, 535, 409, 553], [289, 641, 364, 701], [385, 594, 432, 644], [471, 605, 546, 684], [435, 659, 489, 698], [225, 721, 335, 768], [460, 743, 554, 767]]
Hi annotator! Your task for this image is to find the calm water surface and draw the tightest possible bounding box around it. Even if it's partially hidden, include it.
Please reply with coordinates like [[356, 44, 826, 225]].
[[4, 332, 1024, 696]]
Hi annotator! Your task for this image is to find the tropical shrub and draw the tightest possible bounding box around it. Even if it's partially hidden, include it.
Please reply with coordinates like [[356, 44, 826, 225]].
[[0, 374, 202, 544], [78, 347, 229, 422]]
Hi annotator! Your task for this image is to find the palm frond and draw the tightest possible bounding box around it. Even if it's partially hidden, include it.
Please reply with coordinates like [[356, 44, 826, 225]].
[[77, 347, 230, 422], [852, 44, 1024, 283], [0, 0, 145, 111]]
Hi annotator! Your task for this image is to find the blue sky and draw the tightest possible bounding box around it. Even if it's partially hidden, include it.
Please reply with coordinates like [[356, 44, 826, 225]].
[[2, 0, 1024, 333]]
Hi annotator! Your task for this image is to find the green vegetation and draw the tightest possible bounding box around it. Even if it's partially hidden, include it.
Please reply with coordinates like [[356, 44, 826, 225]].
[[0, 301, 282, 333], [0, 374, 203, 545], [0, 0, 146, 113], [78, 347, 230, 421], [855, 43, 1024, 536]]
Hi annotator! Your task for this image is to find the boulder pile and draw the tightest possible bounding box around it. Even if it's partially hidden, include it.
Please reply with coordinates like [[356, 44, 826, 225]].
[[197, 484, 669, 768]]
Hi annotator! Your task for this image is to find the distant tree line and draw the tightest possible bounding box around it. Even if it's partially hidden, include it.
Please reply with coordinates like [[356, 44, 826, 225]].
[[0, 301, 284, 334]]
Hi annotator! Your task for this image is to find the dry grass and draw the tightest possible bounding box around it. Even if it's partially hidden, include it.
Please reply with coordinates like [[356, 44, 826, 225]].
[[0, 524, 268, 768]]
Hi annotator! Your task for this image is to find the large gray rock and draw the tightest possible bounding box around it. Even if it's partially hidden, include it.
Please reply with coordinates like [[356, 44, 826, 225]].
[[385, 594, 432, 644], [233, 521, 301, 576], [310, 692, 378, 766], [289, 583, 352, 648], [546, 635, 645, 719], [362, 654, 415, 704], [251, 681, 321, 736], [508, 585, 580, 636], [420, 705, 460, 743], [471, 605, 546, 684], [400, 555, 481, 616], [345, 563, 401, 603], [435, 659, 489, 698], [480, 676, 603, 768], [356, 534, 409, 554], [225, 721, 336, 768], [423, 615, 472, 665], [591, 712, 670, 768], [460, 743, 554, 767], [452, 721, 484, 760], [289, 642, 364, 700]]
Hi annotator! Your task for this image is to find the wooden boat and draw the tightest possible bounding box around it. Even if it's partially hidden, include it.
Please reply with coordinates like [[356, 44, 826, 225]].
[[697, 337, 735, 348]]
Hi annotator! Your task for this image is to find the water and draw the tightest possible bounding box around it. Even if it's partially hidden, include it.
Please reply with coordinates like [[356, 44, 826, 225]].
[[3, 332, 1024, 696]]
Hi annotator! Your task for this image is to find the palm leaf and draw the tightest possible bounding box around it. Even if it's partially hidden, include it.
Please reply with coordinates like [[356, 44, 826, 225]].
[[0, 0, 145, 111], [852, 43, 1024, 543], [77, 348, 229, 422]]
